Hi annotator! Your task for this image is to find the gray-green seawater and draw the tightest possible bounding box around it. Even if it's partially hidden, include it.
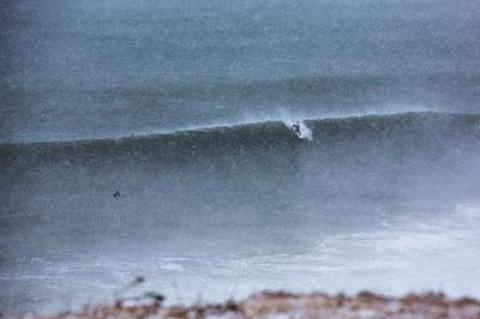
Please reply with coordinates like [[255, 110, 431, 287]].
[[1, 0, 480, 314]]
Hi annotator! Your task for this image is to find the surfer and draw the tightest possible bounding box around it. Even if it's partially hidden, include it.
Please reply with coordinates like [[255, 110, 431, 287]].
[[291, 123, 302, 137], [113, 190, 121, 198]]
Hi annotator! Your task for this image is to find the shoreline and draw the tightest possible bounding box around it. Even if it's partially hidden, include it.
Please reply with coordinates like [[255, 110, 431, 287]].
[[6, 291, 480, 319]]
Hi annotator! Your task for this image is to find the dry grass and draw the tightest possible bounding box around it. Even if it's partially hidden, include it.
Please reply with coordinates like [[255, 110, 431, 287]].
[[7, 291, 480, 319]]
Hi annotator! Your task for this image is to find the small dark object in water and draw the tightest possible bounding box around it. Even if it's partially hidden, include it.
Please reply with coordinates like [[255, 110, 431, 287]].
[[113, 190, 121, 198], [134, 276, 145, 284]]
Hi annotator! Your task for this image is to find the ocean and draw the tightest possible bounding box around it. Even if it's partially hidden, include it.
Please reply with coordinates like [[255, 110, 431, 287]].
[[1, 0, 480, 314]]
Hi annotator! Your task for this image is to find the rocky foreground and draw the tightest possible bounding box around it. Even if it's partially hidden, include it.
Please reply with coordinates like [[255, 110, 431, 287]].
[[9, 291, 480, 319]]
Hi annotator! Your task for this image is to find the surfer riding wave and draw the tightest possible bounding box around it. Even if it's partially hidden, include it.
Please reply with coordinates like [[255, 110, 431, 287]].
[[286, 120, 313, 141]]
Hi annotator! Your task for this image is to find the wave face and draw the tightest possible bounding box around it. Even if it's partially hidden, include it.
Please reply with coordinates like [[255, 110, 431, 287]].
[[1, 112, 480, 247], [3, 72, 480, 144], [2, 111, 480, 162], [2, 111, 480, 312]]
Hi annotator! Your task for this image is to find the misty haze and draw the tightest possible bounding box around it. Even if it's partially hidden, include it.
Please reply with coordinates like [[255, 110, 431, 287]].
[[1, 0, 480, 314]]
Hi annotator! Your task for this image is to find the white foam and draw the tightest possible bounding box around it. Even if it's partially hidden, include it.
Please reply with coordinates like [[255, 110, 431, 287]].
[[282, 119, 313, 141]]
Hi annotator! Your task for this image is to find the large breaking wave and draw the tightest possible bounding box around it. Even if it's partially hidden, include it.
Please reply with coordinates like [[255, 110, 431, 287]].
[[2, 111, 480, 313], [2, 111, 479, 159]]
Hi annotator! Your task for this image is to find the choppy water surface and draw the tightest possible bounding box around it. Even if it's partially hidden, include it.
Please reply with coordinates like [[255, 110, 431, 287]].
[[1, 0, 480, 314]]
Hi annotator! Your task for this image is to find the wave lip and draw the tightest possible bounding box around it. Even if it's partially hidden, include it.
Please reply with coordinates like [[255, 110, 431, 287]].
[[1, 111, 479, 155]]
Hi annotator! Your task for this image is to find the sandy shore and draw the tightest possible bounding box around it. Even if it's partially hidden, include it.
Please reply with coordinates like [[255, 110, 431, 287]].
[[7, 291, 480, 319]]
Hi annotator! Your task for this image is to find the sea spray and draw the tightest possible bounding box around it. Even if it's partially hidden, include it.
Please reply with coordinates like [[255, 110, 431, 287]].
[[283, 119, 313, 141]]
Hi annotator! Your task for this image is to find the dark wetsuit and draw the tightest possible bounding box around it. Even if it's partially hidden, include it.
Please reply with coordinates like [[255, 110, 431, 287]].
[[292, 124, 301, 136]]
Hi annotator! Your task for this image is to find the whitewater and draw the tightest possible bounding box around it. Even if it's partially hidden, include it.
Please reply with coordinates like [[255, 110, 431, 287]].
[[2, 0, 480, 314]]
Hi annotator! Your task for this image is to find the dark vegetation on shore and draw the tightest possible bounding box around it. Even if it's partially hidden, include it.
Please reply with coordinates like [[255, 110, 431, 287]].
[[4, 289, 480, 319]]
